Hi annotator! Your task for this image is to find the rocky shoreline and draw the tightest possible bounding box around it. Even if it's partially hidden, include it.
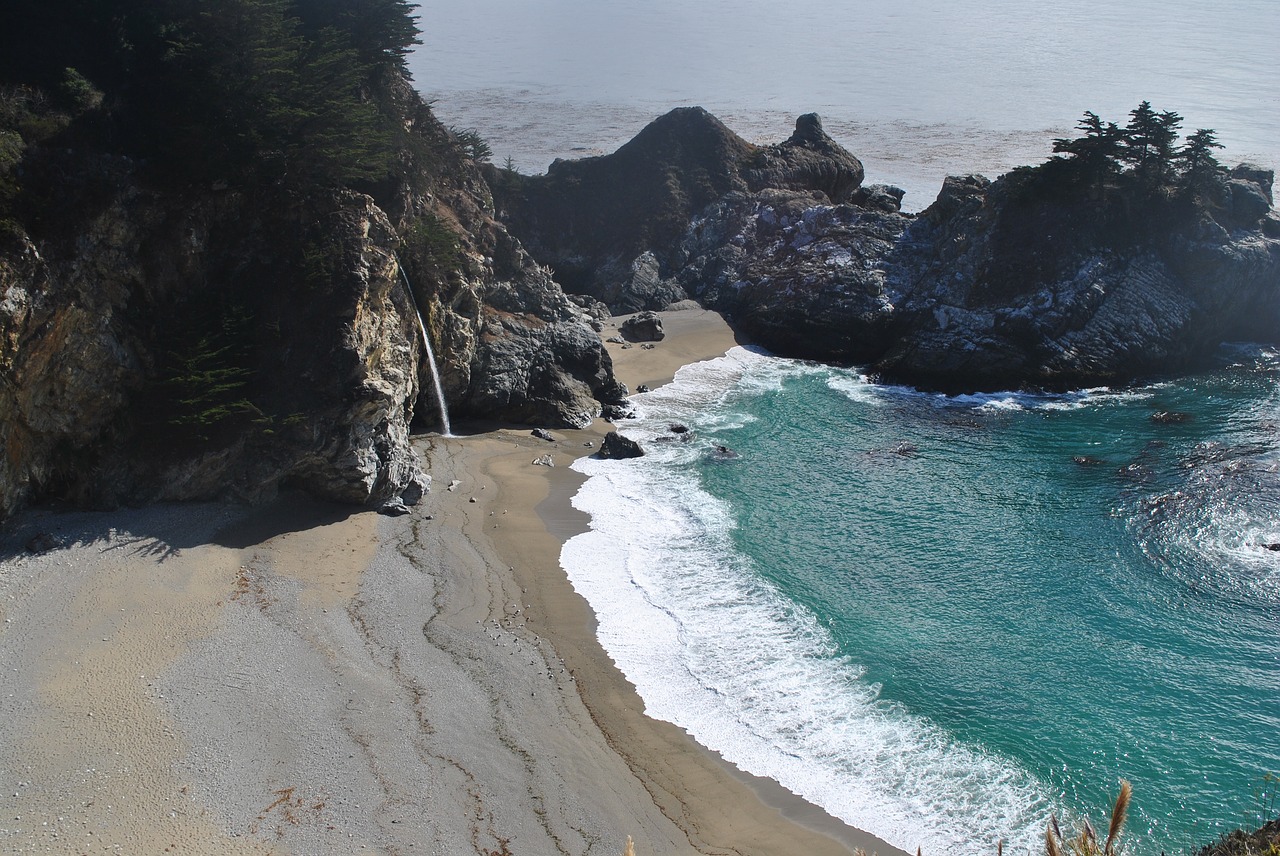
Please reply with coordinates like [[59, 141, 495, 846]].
[[494, 109, 1279, 395]]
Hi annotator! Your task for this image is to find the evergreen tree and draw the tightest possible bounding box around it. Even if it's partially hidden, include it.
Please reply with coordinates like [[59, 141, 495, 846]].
[[1051, 110, 1125, 184], [1123, 101, 1183, 186], [291, 0, 422, 73], [1177, 128, 1226, 201], [145, 0, 398, 189]]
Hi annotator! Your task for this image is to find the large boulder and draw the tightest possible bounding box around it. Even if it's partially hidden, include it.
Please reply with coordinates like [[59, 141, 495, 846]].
[[598, 431, 645, 459], [620, 311, 665, 342]]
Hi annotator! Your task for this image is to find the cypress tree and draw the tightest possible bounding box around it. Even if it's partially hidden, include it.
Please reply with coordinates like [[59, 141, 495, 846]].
[[1051, 110, 1125, 185]]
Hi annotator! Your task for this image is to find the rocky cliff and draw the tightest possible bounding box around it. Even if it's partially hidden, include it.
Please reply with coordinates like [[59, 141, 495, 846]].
[[0, 70, 625, 521], [489, 107, 865, 313], [498, 110, 1280, 393]]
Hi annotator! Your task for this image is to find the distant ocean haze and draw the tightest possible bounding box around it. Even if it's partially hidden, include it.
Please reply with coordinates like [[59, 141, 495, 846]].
[[410, 0, 1280, 209]]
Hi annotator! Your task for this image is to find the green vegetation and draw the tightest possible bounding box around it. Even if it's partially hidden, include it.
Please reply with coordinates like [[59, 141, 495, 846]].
[[451, 127, 493, 162], [147, 302, 260, 446], [401, 213, 464, 284], [974, 101, 1244, 303], [1042, 101, 1226, 200], [0, 0, 423, 195]]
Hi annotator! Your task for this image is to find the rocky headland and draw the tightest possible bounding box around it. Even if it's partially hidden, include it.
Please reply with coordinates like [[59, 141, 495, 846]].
[[0, 30, 625, 521], [494, 108, 1280, 394]]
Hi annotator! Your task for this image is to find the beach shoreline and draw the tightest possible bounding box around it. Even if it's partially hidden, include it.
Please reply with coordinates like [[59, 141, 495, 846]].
[[0, 307, 905, 855]]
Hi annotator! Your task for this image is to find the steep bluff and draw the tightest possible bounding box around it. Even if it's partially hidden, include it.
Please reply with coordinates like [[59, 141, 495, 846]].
[[0, 70, 624, 521]]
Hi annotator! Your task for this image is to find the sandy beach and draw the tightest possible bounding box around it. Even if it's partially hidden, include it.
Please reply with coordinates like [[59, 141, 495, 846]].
[[0, 308, 906, 856]]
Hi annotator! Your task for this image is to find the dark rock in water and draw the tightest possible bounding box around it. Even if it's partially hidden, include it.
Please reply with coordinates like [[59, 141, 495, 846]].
[[669, 423, 690, 434], [1151, 411, 1193, 424], [1227, 179, 1271, 227], [620, 311, 665, 342], [1117, 462, 1154, 482], [852, 183, 906, 213], [25, 532, 59, 553], [1232, 162, 1275, 204], [1073, 455, 1105, 466], [598, 431, 644, 459], [636, 384, 651, 393], [708, 444, 740, 461], [1264, 212, 1280, 239], [1264, 542, 1280, 552], [531, 428, 556, 442], [601, 402, 633, 421]]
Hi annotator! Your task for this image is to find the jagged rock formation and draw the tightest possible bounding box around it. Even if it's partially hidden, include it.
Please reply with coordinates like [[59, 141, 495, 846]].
[[499, 110, 1280, 393], [0, 71, 625, 520], [489, 108, 864, 313]]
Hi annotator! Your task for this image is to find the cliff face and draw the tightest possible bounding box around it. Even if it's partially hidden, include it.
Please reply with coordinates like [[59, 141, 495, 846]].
[[0, 186, 418, 514], [0, 74, 625, 521], [498, 110, 1280, 393], [874, 168, 1280, 390]]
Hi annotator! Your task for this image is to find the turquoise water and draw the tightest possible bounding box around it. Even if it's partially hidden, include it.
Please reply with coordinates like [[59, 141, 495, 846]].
[[564, 347, 1280, 856]]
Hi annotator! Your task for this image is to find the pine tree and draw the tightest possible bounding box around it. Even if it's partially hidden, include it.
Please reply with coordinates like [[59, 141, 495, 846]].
[[1051, 110, 1125, 184], [1123, 101, 1182, 187], [291, 0, 422, 73], [1177, 127, 1226, 201]]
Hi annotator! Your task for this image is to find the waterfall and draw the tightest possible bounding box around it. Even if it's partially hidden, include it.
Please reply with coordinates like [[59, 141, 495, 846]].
[[395, 255, 453, 437]]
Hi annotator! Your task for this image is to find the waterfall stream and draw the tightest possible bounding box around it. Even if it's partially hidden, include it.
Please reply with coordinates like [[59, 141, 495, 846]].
[[395, 256, 453, 436]]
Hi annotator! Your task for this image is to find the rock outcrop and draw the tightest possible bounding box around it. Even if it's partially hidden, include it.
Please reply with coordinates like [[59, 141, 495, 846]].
[[598, 431, 645, 459], [496, 109, 1280, 394], [0, 72, 627, 520], [489, 108, 865, 313], [0, 188, 423, 512]]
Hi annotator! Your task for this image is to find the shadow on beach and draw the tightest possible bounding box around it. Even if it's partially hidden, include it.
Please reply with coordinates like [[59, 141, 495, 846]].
[[0, 491, 364, 564]]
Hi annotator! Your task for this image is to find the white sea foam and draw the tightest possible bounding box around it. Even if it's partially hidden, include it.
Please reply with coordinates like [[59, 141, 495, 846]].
[[563, 347, 1054, 856], [826, 372, 1155, 413]]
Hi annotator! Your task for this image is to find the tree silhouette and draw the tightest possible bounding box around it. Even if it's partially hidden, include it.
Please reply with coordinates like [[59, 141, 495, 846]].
[[1123, 101, 1183, 187], [1177, 128, 1226, 202], [1051, 111, 1125, 185]]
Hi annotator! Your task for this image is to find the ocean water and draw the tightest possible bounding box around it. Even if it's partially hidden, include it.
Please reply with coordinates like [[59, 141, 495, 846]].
[[562, 348, 1280, 856], [409, 0, 1280, 209], [408, 5, 1280, 853]]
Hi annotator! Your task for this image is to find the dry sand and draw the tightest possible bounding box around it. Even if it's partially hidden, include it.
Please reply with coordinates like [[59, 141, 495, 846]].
[[0, 308, 907, 856]]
